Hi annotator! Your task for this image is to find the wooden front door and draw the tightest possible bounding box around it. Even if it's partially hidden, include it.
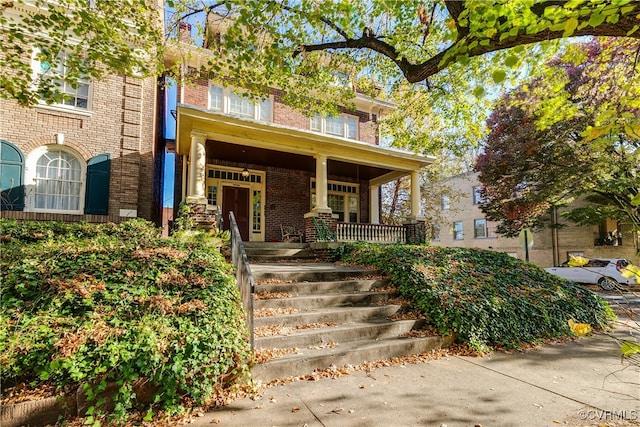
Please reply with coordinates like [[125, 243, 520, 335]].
[[223, 186, 250, 241]]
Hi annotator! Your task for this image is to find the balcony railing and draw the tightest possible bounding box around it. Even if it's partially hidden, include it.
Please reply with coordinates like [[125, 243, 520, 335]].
[[336, 222, 406, 244]]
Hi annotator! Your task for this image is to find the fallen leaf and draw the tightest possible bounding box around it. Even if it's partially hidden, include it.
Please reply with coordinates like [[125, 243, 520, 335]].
[[292, 407, 300, 413]]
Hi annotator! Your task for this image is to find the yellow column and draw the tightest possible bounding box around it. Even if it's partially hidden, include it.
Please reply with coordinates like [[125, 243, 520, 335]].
[[370, 184, 380, 224], [410, 170, 423, 220], [314, 154, 330, 212], [186, 132, 207, 204]]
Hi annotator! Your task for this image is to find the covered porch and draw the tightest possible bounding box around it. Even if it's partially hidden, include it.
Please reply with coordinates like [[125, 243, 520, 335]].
[[174, 104, 434, 243]]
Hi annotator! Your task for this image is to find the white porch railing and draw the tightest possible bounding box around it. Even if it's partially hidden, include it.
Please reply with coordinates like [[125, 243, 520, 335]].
[[336, 222, 406, 244]]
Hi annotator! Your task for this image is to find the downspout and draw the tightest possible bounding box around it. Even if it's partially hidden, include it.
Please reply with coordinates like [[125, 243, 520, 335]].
[[552, 206, 559, 266]]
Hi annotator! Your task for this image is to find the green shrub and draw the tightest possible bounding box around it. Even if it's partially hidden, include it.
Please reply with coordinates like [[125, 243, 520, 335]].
[[0, 219, 251, 420], [340, 244, 615, 351]]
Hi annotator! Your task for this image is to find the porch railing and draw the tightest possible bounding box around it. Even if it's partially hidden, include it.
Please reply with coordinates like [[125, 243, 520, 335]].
[[229, 211, 254, 351], [336, 222, 406, 244]]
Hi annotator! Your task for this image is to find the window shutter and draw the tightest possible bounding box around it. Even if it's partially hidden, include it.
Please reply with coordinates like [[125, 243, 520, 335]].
[[84, 153, 110, 215], [0, 140, 25, 211]]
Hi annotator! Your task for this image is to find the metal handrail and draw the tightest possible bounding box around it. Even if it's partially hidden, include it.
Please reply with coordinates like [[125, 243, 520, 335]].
[[229, 211, 255, 351]]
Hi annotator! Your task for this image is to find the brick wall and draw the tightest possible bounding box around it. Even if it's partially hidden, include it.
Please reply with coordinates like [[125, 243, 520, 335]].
[[265, 167, 311, 241], [0, 73, 158, 224]]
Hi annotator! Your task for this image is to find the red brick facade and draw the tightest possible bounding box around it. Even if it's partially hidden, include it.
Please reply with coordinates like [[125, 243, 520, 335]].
[[0, 74, 160, 224]]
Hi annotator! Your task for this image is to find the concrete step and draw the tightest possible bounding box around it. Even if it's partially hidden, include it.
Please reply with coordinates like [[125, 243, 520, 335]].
[[254, 305, 402, 328], [254, 291, 397, 310], [244, 242, 308, 249], [255, 319, 426, 349], [255, 278, 389, 295], [252, 263, 376, 283], [252, 335, 455, 382]]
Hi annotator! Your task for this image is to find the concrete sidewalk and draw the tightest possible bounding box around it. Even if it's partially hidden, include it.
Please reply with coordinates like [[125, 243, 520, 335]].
[[197, 318, 639, 427]]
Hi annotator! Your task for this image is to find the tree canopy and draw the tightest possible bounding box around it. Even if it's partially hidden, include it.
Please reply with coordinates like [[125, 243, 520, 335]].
[[2, 1, 639, 155], [475, 38, 640, 238]]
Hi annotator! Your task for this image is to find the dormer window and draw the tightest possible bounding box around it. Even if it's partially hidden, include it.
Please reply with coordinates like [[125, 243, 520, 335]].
[[208, 85, 272, 122]]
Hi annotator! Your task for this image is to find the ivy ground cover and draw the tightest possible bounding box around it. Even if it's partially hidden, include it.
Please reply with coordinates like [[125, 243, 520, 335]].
[[340, 244, 615, 351], [0, 219, 252, 421]]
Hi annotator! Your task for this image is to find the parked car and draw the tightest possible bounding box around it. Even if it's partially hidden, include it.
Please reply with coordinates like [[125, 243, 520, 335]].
[[545, 258, 638, 290]]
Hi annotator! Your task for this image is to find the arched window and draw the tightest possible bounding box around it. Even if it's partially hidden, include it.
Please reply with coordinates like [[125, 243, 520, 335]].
[[25, 146, 85, 213], [33, 148, 83, 211]]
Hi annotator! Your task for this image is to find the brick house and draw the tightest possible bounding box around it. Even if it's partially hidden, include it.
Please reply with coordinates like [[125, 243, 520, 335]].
[[167, 29, 433, 244], [0, 4, 162, 225], [433, 172, 639, 266]]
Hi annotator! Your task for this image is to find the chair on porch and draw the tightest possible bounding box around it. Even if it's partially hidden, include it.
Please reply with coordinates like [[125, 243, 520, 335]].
[[281, 225, 303, 243]]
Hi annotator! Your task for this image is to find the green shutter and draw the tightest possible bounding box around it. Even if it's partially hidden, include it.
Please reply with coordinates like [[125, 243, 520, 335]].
[[84, 153, 110, 215], [0, 140, 24, 211]]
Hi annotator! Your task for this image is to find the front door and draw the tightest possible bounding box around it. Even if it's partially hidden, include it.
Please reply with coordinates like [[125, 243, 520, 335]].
[[223, 186, 250, 241]]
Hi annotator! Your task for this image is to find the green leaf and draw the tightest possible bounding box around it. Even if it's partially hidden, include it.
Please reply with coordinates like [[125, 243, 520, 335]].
[[628, 25, 639, 35], [492, 70, 506, 83], [504, 55, 518, 68], [563, 17, 579, 37], [589, 13, 606, 27], [621, 341, 640, 357], [473, 86, 485, 98]]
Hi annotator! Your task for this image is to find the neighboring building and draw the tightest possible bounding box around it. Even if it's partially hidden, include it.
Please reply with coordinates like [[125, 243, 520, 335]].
[[166, 24, 433, 243], [433, 172, 639, 266], [0, 5, 162, 224]]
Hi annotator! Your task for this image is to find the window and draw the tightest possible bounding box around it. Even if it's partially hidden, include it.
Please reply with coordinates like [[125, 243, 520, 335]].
[[310, 113, 358, 140], [34, 149, 83, 211], [474, 219, 487, 238], [35, 51, 91, 110], [310, 179, 359, 222], [473, 186, 484, 205], [24, 146, 110, 214], [441, 195, 450, 210], [453, 221, 463, 240], [252, 190, 261, 232], [208, 85, 272, 122]]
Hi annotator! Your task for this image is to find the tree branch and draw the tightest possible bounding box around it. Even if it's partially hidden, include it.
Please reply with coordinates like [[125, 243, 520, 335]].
[[297, 4, 640, 83]]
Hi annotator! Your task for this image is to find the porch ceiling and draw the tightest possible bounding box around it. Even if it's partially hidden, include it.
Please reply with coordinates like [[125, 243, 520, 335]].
[[176, 104, 434, 183], [207, 140, 393, 181]]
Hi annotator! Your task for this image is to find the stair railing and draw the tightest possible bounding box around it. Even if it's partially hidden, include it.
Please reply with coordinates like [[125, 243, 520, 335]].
[[229, 211, 255, 351]]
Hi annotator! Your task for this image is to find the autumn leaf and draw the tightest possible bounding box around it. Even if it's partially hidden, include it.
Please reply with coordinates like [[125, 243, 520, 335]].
[[568, 319, 591, 336]]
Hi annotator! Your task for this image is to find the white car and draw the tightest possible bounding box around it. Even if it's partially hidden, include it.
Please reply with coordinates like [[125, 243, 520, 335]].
[[545, 258, 638, 290]]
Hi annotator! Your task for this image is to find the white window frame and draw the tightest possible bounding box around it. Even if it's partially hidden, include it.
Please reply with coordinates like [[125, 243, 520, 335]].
[[453, 221, 463, 240], [24, 145, 86, 214], [32, 49, 93, 113], [309, 113, 359, 140], [310, 178, 359, 222], [208, 84, 273, 122], [474, 218, 488, 239], [473, 186, 484, 205], [441, 195, 450, 210]]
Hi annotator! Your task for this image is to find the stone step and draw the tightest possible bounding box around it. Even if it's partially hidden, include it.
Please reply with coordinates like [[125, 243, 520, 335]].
[[254, 291, 397, 310], [255, 319, 426, 350], [252, 335, 455, 382], [254, 305, 402, 328], [244, 242, 308, 249], [255, 279, 389, 295], [252, 263, 375, 283]]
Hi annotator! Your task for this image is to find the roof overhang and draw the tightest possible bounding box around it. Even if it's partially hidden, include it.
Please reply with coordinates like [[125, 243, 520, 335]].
[[175, 104, 434, 183]]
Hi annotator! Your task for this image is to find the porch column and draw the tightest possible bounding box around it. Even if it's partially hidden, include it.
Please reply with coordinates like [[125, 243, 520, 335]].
[[370, 184, 380, 224], [315, 154, 329, 211], [409, 170, 424, 220], [186, 132, 207, 204]]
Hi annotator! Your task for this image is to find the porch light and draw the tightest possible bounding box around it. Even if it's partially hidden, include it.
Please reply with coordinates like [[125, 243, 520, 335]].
[[241, 167, 250, 178]]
